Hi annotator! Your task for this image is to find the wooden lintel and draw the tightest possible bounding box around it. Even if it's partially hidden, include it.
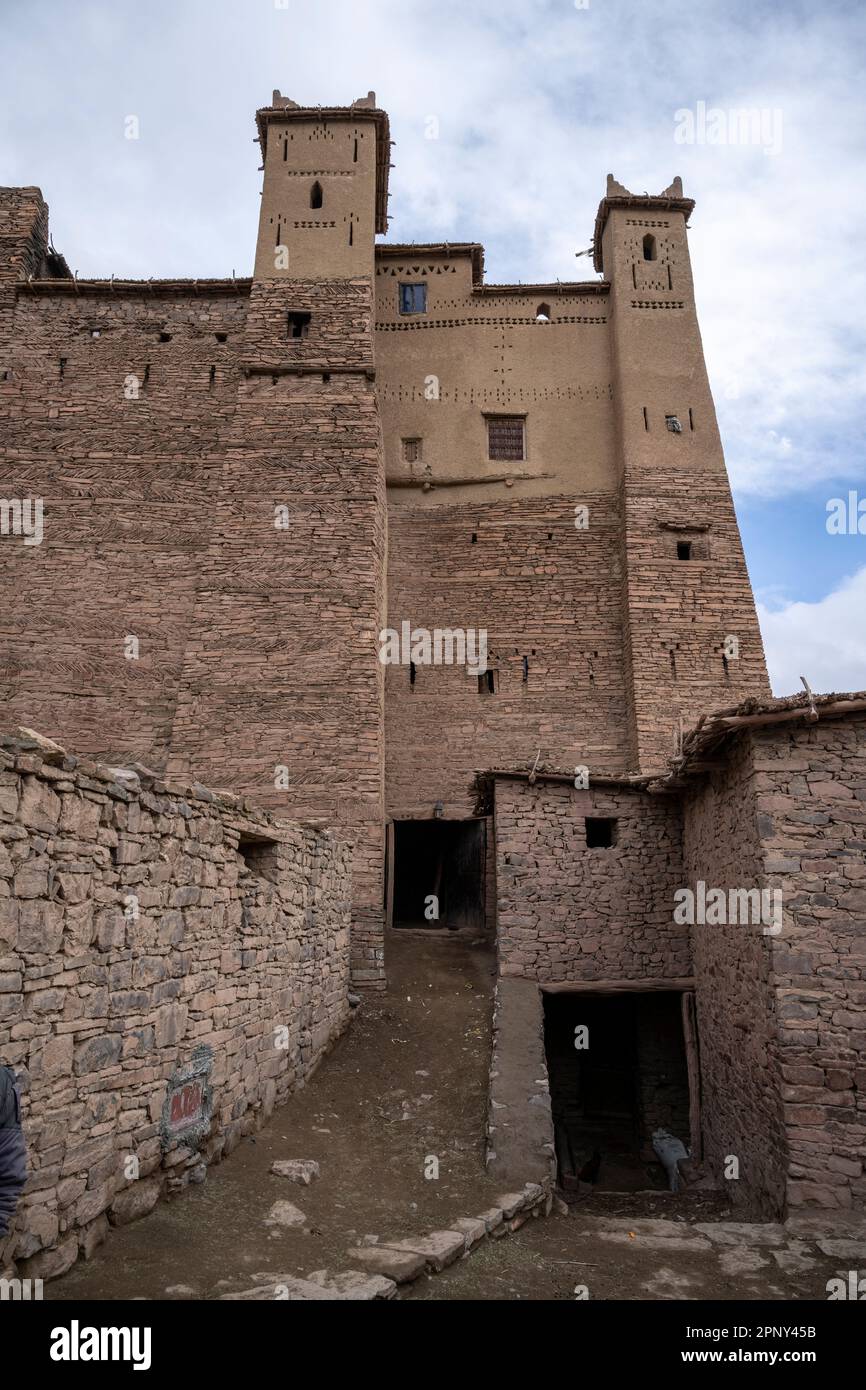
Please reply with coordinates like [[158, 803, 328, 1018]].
[[540, 978, 695, 995]]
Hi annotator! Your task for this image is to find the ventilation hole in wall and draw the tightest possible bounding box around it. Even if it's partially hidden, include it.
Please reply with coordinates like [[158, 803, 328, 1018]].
[[667, 265, 673, 291], [547, 531, 553, 540], [722, 654, 730, 680], [677, 541, 692, 561], [283, 138, 287, 162], [585, 817, 617, 848], [276, 222, 281, 246], [409, 660, 416, 687], [322, 372, 330, 383], [478, 669, 497, 695], [1, 368, 11, 381], [688, 408, 694, 431], [522, 655, 529, 682], [349, 220, 354, 246], [209, 365, 216, 387], [90, 328, 101, 339], [59, 358, 66, 379], [288, 312, 311, 339], [632, 263, 637, 290], [159, 331, 172, 343], [353, 137, 358, 162], [310, 181, 323, 209], [669, 648, 677, 680], [643, 406, 649, 431], [143, 363, 150, 385], [215, 332, 227, 343], [471, 532, 477, 543]]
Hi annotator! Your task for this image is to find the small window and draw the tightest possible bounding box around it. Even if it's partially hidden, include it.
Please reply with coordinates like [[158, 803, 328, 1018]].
[[487, 415, 525, 462], [159, 331, 172, 342], [677, 541, 692, 561], [536, 302, 551, 322], [643, 234, 657, 261], [310, 181, 323, 209], [288, 312, 311, 339], [399, 283, 427, 315], [90, 328, 101, 339], [665, 414, 682, 433], [238, 834, 280, 885], [585, 817, 617, 848], [402, 437, 422, 464], [478, 669, 498, 695], [215, 332, 228, 343]]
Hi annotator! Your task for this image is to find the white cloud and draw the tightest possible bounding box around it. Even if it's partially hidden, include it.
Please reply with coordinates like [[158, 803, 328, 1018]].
[[757, 567, 866, 696]]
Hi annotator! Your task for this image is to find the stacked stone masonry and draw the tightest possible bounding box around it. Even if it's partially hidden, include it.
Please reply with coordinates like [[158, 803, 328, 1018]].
[[0, 730, 351, 1279]]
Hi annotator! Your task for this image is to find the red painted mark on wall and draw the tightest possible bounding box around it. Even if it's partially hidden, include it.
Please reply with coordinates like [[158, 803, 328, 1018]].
[[168, 1081, 203, 1130]]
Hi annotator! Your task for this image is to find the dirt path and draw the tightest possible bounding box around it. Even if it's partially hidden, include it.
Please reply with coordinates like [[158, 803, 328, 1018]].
[[46, 928, 864, 1303], [48, 928, 501, 1301]]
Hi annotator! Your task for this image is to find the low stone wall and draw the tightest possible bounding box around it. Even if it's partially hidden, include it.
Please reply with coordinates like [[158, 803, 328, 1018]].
[[485, 978, 555, 1187], [0, 729, 351, 1279]]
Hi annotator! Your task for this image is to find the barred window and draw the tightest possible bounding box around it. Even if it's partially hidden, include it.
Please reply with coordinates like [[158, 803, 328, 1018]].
[[402, 437, 421, 463], [486, 415, 525, 461], [399, 283, 427, 315]]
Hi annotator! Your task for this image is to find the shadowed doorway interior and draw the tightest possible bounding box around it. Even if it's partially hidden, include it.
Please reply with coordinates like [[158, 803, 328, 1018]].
[[391, 819, 486, 930]]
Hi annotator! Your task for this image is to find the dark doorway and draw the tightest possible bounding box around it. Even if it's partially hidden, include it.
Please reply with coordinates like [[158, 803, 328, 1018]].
[[391, 819, 485, 931], [543, 990, 691, 1191]]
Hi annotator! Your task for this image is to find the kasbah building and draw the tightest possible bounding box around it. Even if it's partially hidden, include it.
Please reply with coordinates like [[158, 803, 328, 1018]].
[[0, 90, 864, 1286]]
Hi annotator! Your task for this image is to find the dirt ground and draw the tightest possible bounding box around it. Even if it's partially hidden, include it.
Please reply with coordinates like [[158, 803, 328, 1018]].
[[406, 1197, 862, 1302], [46, 929, 863, 1302], [48, 928, 504, 1301]]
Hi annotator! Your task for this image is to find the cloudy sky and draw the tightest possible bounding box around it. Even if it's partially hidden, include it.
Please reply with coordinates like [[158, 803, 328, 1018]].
[[2, 0, 864, 695]]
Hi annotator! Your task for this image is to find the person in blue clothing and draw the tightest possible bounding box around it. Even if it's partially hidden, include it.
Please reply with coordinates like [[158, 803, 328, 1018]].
[[0, 1065, 27, 1250]]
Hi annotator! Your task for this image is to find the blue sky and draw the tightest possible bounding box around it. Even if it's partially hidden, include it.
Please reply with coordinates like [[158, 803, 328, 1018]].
[[2, 0, 864, 694]]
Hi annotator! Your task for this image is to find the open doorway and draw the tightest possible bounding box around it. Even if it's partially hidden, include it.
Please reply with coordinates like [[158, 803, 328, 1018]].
[[543, 989, 692, 1191], [389, 819, 486, 931]]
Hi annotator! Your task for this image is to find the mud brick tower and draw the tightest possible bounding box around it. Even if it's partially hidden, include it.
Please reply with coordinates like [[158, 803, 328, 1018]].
[[0, 93, 768, 992]]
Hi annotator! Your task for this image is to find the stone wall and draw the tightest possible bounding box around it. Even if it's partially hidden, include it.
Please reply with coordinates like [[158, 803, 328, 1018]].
[[750, 717, 866, 1212], [0, 233, 386, 986], [683, 712, 866, 1216], [682, 733, 789, 1218], [0, 730, 351, 1280], [386, 496, 630, 820], [493, 778, 690, 984]]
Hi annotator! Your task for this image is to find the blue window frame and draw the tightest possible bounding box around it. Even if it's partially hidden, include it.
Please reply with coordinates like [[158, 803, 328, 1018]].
[[399, 282, 427, 315]]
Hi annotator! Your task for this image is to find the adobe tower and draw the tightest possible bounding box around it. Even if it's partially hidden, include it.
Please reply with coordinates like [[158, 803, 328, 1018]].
[[0, 93, 768, 991]]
